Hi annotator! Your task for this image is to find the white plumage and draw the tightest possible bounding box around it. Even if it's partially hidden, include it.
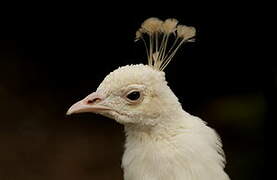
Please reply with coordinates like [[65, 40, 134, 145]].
[[67, 17, 230, 180]]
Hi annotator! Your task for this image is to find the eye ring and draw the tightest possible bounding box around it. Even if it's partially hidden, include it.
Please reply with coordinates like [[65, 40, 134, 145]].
[[125, 90, 143, 104]]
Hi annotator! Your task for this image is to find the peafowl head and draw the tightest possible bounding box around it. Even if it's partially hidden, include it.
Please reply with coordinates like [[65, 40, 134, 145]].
[[67, 17, 196, 126]]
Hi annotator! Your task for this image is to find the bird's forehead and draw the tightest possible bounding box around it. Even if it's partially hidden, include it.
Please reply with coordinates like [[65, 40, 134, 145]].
[[97, 64, 166, 94]]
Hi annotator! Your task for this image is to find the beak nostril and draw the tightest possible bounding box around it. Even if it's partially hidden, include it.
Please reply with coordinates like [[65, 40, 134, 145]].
[[87, 98, 101, 104]]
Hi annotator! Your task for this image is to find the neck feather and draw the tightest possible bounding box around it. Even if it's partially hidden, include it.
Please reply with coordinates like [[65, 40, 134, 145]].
[[124, 110, 191, 141]]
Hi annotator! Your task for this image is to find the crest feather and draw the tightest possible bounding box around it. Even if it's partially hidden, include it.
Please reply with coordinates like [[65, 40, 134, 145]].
[[135, 17, 196, 71]]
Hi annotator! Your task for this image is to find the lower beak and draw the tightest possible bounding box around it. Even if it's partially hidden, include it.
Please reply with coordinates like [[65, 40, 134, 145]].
[[66, 92, 110, 115]]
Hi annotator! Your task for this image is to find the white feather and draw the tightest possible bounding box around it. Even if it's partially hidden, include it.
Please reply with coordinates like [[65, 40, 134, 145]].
[[68, 17, 230, 180], [122, 85, 229, 180], [97, 65, 230, 180]]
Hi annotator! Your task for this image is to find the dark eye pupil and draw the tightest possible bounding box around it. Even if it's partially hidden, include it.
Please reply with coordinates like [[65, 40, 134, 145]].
[[127, 91, 140, 101]]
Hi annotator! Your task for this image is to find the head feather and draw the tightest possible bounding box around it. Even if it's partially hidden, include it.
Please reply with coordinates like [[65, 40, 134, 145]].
[[135, 17, 196, 71]]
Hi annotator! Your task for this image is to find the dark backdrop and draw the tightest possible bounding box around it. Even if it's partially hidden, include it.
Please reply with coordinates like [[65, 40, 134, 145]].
[[0, 3, 269, 180]]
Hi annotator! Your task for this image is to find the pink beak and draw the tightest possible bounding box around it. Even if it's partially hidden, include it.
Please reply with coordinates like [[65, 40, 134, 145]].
[[66, 92, 110, 115]]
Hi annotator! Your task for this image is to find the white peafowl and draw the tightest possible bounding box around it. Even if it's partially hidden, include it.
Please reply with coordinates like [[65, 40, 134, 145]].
[[67, 17, 230, 180]]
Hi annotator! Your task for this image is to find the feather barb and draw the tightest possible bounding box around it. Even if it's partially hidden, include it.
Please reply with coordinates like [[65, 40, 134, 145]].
[[135, 17, 196, 71]]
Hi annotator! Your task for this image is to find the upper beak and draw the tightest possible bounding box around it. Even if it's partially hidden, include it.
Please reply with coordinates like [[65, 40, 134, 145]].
[[66, 92, 110, 115]]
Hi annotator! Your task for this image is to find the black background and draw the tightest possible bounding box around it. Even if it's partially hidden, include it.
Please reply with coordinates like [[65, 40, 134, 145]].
[[0, 3, 270, 180]]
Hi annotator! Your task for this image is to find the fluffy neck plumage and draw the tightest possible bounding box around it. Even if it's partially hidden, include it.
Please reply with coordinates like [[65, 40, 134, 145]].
[[124, 109, 188, 141], [122, 110, 229, 180]]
